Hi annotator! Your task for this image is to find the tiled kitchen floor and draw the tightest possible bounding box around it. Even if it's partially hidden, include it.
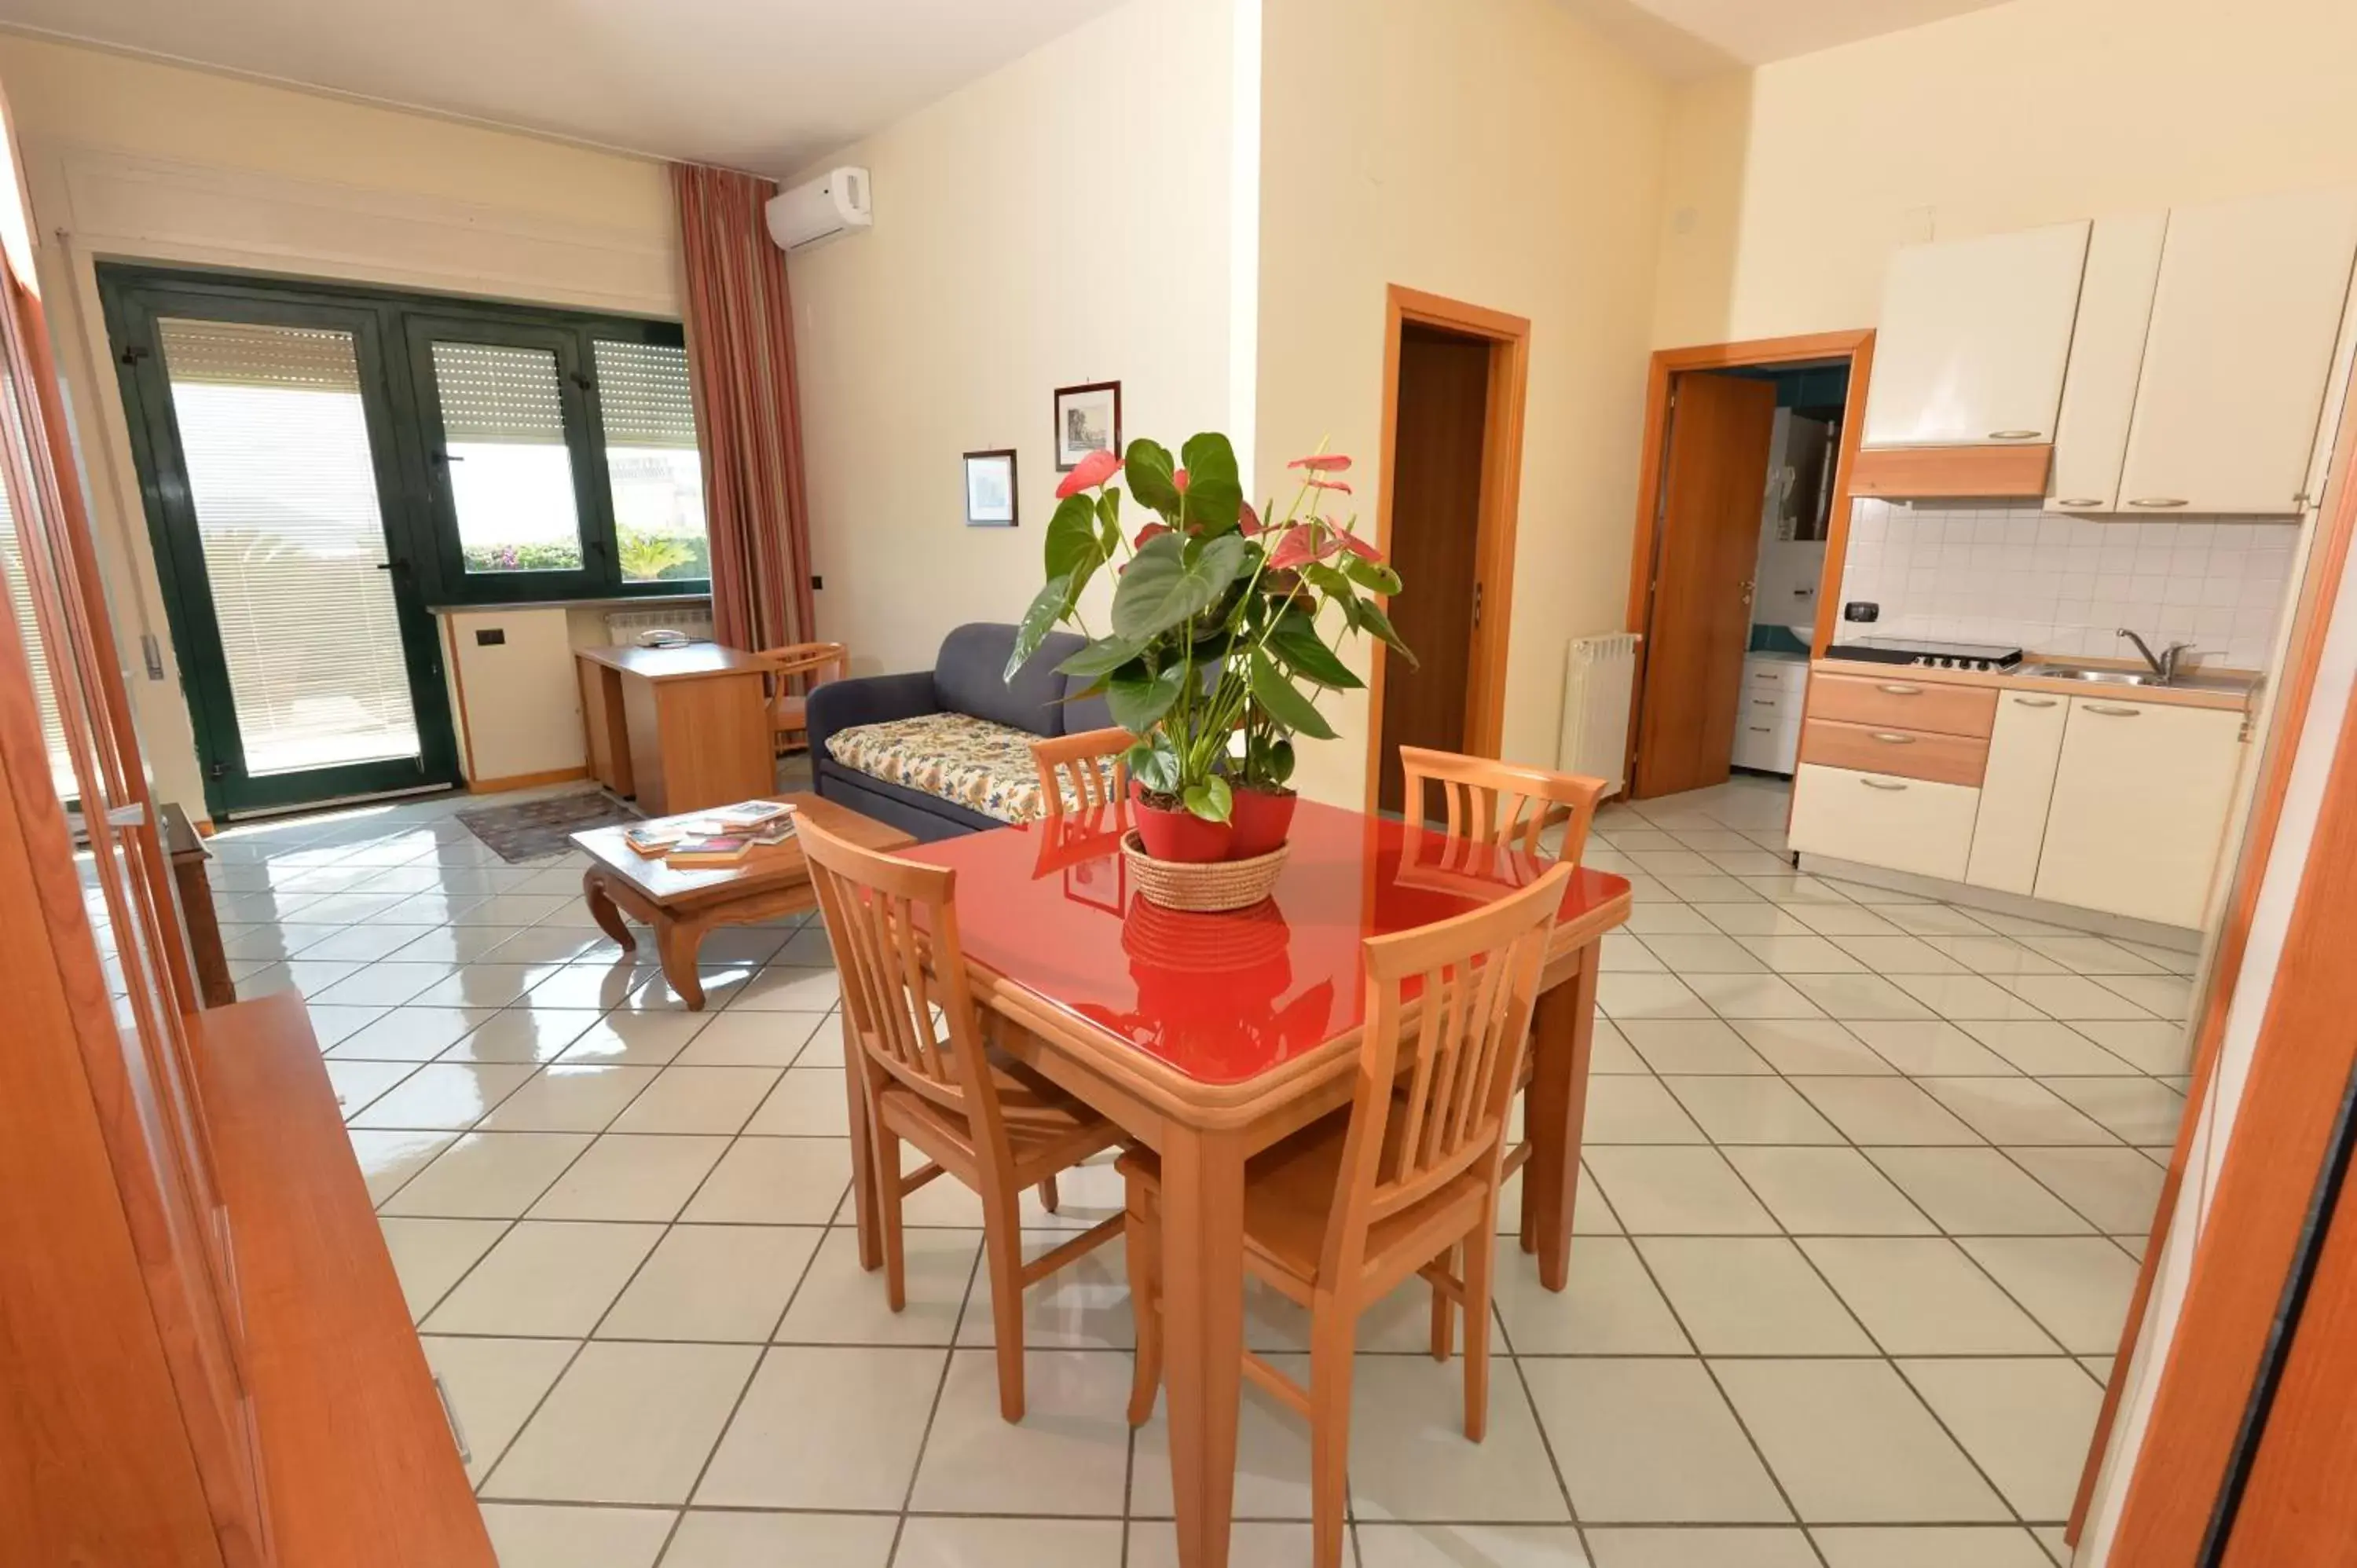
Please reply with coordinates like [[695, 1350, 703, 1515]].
[[200, 775, 2191, 1567]]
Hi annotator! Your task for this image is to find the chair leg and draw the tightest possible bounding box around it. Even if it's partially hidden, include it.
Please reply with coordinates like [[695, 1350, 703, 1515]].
[[874, 1119, 907, 1313], [1428, 1245, 1455, 1362], [1309, 1301, 1357, 1568], [1039, 1174, 1061, 1213], [1464, 1219, 1494, 1443], [981, 1188, 1029, 1423], [1124, 1181, 1161, 1426]]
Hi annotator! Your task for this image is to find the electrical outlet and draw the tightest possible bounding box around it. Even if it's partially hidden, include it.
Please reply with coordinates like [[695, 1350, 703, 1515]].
[[1844, 601, 1880, 623], [475, 628, 506, 647]]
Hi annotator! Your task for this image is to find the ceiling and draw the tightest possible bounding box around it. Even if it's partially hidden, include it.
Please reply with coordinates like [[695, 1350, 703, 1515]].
[[0, 0, 1129, 176], [0, 0, 2018, 172]]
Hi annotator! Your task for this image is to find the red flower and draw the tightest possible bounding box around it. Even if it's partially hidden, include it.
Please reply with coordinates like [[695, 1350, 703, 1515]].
[[1133, 522, 1171, 548], [1173, 468, 1191, 493], [1055, 448, 1123, 499], [1338, 531, 1383, 562], [1238, 500, 1263, 536], [1265, 526, 1321, 570], [1307, 477, 1354, 495], [1288, 453, 1351, 472]]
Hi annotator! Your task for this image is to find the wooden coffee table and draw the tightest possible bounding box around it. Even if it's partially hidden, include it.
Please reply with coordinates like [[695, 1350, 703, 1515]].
[[572, 792, 914, 1009]]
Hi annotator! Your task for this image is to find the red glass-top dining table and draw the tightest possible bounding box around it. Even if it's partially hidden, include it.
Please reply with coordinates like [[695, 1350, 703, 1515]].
[[845, 799, 1630, 1568]]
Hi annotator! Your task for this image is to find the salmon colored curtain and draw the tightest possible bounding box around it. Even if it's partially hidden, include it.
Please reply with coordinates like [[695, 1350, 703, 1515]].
[[672, 163, 815, 651]]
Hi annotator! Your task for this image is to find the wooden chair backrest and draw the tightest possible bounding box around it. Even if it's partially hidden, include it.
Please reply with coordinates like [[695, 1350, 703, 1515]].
[[1029, 726, 1134, 822], [797, 815, 1009, 1147], [758, 640, 851, 693], [1321, 861, 1571, 1284], [1398, 746, 1607, 863]]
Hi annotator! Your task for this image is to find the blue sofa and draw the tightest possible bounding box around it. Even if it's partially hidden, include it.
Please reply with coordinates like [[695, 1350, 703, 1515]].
[[807, 622, 1115, 842]]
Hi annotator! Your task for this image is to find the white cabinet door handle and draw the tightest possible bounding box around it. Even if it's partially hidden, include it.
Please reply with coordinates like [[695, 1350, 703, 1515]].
[[2011, 696, 2061, 709], [1871, 731, 1915, 744], [1989, 429, 2043, 440], [2052, 497, 2106, 508], [2084, 703, 2143, 717], [1876, 683, 1922, 696], [1860, 777, 1908, 791], [2128, 498, 2188, 508]]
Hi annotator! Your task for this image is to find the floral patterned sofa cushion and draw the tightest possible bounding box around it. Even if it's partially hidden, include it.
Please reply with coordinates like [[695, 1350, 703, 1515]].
[[823, 712, 1050, 825]]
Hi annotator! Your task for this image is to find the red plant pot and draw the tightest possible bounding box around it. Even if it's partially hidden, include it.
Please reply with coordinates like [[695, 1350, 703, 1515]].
[[1227, 786, 1297, 859], [1129, 782, 1235, 863]]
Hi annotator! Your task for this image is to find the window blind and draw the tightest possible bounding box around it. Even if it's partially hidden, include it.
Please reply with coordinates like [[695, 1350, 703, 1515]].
[[156, 317, 420, 776], [0, 463, 76, 801], [592, 340, 698, 448], [430, 342, 567, 445]]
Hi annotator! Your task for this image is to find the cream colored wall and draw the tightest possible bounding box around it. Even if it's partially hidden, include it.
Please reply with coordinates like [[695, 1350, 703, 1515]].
[[1253, 0, 1670, 808], [2, 35, 678, 816], [1652, 0, 2357, 347], [787, 0, 1247, 680]]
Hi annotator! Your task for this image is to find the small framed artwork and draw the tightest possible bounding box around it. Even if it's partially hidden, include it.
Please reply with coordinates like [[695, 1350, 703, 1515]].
[[1054, 380, 1122, 471], [963, 448, 1018, 527]]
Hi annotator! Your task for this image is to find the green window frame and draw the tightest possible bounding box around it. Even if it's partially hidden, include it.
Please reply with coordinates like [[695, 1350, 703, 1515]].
[[99, 265, 709, 610]]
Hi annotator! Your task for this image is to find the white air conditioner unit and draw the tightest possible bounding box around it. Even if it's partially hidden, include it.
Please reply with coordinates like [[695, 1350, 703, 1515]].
[[765, 166, 872, 252]]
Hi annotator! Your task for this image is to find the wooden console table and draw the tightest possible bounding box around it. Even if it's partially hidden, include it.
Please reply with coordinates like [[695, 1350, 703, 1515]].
[[575, 643, 776, 816]]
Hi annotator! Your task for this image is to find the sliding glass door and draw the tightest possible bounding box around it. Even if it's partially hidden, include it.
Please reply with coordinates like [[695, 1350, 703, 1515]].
[[107, 282, 460, 818]]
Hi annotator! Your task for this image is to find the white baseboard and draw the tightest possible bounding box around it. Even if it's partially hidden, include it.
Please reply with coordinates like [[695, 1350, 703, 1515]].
[[1798, 853, 2204, 953]]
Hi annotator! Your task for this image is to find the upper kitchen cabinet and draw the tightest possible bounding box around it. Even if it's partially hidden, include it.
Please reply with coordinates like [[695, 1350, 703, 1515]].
[[2045, 212, 2168, 513], [1863, 222, 2090, 449], [2112, 185, 2357, 515]]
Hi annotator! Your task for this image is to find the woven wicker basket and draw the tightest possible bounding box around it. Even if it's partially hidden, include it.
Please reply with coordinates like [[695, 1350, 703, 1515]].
[[1120, 830, 1289, 913]]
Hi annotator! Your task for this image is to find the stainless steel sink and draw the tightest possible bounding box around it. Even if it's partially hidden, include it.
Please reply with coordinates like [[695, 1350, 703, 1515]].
[[2017, 661, 2256, 694]]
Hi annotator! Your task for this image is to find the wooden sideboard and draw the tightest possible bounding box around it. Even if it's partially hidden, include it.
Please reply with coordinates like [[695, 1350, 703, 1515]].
[[576, 643, 776, 815]]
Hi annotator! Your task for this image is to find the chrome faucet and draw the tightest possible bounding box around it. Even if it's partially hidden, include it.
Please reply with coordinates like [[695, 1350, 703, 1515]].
[[2118, 628, 2195, 684]]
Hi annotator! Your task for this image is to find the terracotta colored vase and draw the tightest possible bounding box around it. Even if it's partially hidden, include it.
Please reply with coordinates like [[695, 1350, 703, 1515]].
[[1227, 786, 1298, 859], [1129, 781, 1234, 863]]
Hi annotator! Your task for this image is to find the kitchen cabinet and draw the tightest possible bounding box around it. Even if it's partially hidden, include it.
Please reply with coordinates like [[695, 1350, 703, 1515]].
[[2046, 212, 2168, 513], [2033, 699, 2247, 928], [1864, 222, 2090, 449], [2113, 185, 2357, 515], [1732, 654, 1807, 775], [1788, 763, 1980, 881], [1964, 691, 2071, 894]]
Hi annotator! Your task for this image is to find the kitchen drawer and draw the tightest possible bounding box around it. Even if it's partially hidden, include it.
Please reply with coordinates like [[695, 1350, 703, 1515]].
[[1746, 658, 1809, 688], [1788, 764, 1979, 881], [1809, 672, 1996, 738], [1733, 716, 1801, 775], [1739, 686, 1798, 727], [1801, 718, 1989, 786]]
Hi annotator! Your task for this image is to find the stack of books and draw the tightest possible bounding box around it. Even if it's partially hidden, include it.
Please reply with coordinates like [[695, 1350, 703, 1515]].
[[620, 800, 798, 866]]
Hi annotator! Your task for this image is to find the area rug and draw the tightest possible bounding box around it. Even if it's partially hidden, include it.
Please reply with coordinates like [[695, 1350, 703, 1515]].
[[456, 791, 640, 863]]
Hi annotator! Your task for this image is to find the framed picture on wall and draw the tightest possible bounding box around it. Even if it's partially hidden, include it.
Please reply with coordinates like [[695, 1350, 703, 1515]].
[[1053, 380, 1122, 471], [963, 449, 1018, 527]]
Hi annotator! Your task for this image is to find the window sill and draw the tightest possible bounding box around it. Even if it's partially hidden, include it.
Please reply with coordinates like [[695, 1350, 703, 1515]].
[[426, 592, 713, 615]]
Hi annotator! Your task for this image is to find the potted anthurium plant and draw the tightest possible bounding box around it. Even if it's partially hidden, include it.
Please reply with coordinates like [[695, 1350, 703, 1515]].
[[1005, 430, 1414, 871]]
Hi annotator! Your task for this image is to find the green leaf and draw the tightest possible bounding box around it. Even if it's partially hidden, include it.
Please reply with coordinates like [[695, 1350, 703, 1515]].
[[1266, 738, 1296, 786], [1127, 733, 1180, 793], [1110, 532, 1248, 642], [1341, 555, 1403, 596], [1124, 438, 1181, 520], [1107, 660, 1186, 733], [1005, 572, 1074, 681], [1044, 494, 1106, 587], [1249, 649, 1339, 741], [1354, 599, 1420, 671], [1182, 775, 1233, 823], [1177, 432, 1243, 535], [1056, 635, 1144, 685], [1267, 610, 1363, 690], [1301, 561, 1354, 599]]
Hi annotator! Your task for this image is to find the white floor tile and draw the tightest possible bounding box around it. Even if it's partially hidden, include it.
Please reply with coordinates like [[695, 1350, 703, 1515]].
[[1901, 1357, 2102, 1520], [418, 1334, 577, 1484], [1917, 1079, 2115, 1146], [1714, 1358, 2007, 1523], [1958, 1237, 2139, 1354], [1801, 1238, 2056, 1354], [2069, 1020, 2190, 1075], [658, 1511, 896, 1568], [527, 1134, 732, 1222], [776, 1227, 979, 1345], [437, 1007, 603, 1064], [2040, 1077, 2187, 1144], [1137, 1521, 1340, 1568], [675, 1011, 831, 1067], [330, 1006, 501, 1062], [421, 1219, 662, 1336], [599, 1223, 820, 1342], [478, 1064, 662, 1132], [1585, 1528, 1816, 1568], [1785, 973, 1935, 1020], [555, 1009, 714, 1066], [486, 1339, 759, 1504], [1722, 1146, 1936, 1236], [1519, 1357, 1786, 1523], [1890, 973, 2046, 1021], [1813, 1526, 2056, 1567], [1959, 1020, 2143, 1076], [324, 1059, 416, 1119], [1684, 973, 1826, 1020], [727, 965, 841, 1011], [478, 1503, 674, 1568], [2004, 1146, 2166, 1234], [1737, 935, 1870, 974], [1732, 1019, 1894, 1075], [2000, 973, 2154, 1021], [1618, 1019, 1774, 1075], [1866, 1149, 2095, 1235], [1491, 1235, 1688, 1354], [609, 1065, 782, 1134], [1794, 1079, 1981, 1146], [1586, 1147, 1780, 1235], [1347, 1354, 1573, 1523], [346, 1061, 537, 1130], [1638, 1237, 1875, 1354], [693, 1344, 944, 1508], [1597, 973, 1711, 1020], [961, 1229, 1137, 1350], [1846, 1020, 2018, 1078], [1582, 1075, 1708, 1143], [910, 1349, 1133, 1515], [683, 1136, 852, 1224], [379, 1215, 508, 1320], [376, 1130, 589, 1218], [1663, 1076, 1843, 1145], [895, 1516, 1123, 1567]]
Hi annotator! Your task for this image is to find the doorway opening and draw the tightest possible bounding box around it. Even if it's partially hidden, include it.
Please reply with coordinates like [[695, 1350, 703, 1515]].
[[1622, 332, 1874, 800], [1368, 286, 1530, 816]]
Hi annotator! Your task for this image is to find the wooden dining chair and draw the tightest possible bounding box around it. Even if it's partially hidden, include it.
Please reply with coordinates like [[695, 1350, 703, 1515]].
[[758, 640, 851, 756], [1028, 725, 1133, 823], [1398, 745, 1607, 865], [1118, 859, 1574, 1568], [797, 815, 1125, 1422]]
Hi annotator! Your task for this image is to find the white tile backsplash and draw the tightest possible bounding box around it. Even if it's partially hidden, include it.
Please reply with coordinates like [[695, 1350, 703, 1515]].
[[1838, 500, 2298, 668]]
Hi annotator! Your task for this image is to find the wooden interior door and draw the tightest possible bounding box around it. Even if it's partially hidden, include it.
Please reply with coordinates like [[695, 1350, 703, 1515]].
[[1377, 323, 1490, 815], [1634, 372, 1776, 798]]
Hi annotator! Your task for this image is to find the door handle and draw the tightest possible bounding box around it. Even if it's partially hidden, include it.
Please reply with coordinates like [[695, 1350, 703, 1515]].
[[2128, 498, 2187, 508], [1875, 683, 1921, 696], [1870, 731, 1915, 744], [2084, 703, 2143, 718], [1860, 777, 1908, 791], [2011, 696, 2060, 709], [1988, 429, 2042, 441]]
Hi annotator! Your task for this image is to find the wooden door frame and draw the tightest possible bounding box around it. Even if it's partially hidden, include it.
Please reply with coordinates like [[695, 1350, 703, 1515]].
[[2069, 360, 2357, 1559], [1620, 329, 1875, 797], [1364, 284, 1530, 816]]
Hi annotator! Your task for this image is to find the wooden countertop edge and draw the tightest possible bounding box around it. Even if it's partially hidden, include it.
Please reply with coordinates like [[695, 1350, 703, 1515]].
[[574, 644, 778, 682], [192, 992, 495, 1568], [1810, 656, 2259, 711]]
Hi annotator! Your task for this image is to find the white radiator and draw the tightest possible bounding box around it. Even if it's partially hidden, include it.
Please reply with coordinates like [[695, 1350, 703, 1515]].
[[1556, 632, 1641, 794], [605, 606, 717, 647]]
